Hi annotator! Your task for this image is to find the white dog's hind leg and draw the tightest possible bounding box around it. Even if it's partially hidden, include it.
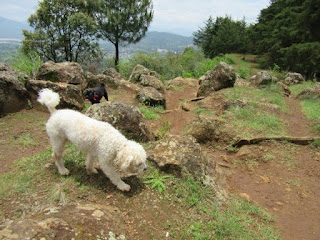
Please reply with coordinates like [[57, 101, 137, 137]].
[[50, 136, 69, 176], [99, 160, 131, 191], [85, 154, 98, 174]]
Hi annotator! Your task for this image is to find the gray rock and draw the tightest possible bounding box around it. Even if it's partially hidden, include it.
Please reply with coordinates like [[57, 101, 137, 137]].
[[0, 63, 29, 116], [250, 71, 277, 87], [136, 87, 166, 108], [26, 79, 85, 110], [197, 62, 237, 97], [36, 61, 87, 90], [148, 135, 227, 201], [297, 83, 320, 100], [129, 64, 160, 83], [86, 102, 154, 142], [284, 72, 305, 86]]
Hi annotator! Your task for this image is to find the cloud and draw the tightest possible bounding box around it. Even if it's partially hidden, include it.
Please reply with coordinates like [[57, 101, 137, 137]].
[[0, 0, 38, 22], [150, 0, 269, 35]]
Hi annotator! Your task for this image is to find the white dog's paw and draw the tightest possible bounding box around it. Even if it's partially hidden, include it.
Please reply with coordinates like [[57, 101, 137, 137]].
[[59, 168, 70, 176], [117, 182, 131, 192], [86, 167, 98, 175]]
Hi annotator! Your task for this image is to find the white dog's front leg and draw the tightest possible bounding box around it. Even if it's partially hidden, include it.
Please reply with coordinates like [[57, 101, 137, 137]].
[[99, 160, 130, 191]]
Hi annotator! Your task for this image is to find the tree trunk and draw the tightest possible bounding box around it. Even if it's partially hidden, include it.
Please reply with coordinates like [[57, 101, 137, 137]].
[[114, 41, 119, 71]]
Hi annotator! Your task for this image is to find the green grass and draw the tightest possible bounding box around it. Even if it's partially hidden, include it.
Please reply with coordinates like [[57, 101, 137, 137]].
[[288, 81, 320, 133], [0, 150, 52, 199], [289, 81, 316, 95], [139, 105, 165, 120], [15, 133, 39, 147], [227, 106, 285, 137]]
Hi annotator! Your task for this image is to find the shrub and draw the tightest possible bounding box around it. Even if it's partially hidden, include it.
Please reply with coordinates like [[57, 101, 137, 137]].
[[279, 42, 320, 78]]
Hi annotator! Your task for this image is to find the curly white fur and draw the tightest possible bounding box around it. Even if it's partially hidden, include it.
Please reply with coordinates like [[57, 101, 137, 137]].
[[38, 88, 147, 191]]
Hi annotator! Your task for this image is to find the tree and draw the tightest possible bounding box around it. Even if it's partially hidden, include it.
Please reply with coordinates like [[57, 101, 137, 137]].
[[95, 0, 153, 68], [251, 0, 320, 76], [22, 0, 101, 63], [193, 16, 248, 58]]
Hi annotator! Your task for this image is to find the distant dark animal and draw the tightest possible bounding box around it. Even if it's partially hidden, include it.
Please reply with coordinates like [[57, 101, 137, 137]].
[[84, 83, 109, 104]]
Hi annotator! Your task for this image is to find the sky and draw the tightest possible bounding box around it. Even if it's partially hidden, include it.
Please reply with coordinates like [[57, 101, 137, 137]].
[[0, 0, 270, 36]]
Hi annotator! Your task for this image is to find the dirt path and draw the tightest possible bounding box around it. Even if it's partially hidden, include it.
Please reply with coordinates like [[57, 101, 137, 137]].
[[227, 94, 320, 240]]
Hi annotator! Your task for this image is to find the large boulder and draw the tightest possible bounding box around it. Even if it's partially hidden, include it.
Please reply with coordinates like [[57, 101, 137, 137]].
[[148, 135, 227, 201], [36, 61, 87, 90], [0, 63, 29, 116], [283, 72, 305, 86], [197, 62, 237, 97], [250, 71, 277, 87], [26, 79, 85, 110], [189, 113, 234, 143], [139, 74, 165, 94], [136, 87, 166, 108], [85, 102, 154, 142], [129, 64, 160, 83], [86, 72, 120, 89], [166, 77, 198, 90]]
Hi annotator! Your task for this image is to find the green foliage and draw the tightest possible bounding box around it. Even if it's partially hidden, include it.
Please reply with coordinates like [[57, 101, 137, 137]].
[[193, 16, 248, 58], [279, 42, 320, 77], [96, 0, 153, 67], [251, 0, 320, 77], [119, 48, 234, 80], [22, 0, 101, 63], [11, 50, 42, 78], [143, 169, 173, 194]]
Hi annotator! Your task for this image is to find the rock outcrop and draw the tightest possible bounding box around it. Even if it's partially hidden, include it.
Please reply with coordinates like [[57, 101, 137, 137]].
[[86, 102, 154, 142], [36, 61, 87, 90], [26, 79, 85, 110], [0, 63, 29, 116], [197, 62, 237, 97], [283, 72, 305, 86], [136, 86, 166, 108], [250, 71, 277, 87]]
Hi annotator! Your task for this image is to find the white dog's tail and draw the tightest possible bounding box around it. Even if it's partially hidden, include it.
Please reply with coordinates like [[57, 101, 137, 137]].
[[37, 88, 60, 114]]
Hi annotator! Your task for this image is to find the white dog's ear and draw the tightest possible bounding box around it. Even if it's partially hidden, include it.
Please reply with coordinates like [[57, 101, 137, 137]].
[[120, 156, 134, 171]]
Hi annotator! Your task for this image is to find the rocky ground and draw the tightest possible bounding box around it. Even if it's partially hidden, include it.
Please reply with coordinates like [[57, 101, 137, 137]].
[[1, 78, 320, 240]]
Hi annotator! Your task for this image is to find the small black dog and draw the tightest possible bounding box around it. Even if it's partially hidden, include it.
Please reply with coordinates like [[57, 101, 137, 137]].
[[84, 83, 109, 104]]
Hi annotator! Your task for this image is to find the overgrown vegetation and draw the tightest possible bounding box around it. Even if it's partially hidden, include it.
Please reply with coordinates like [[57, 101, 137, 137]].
[[118, 47, 234, 80]]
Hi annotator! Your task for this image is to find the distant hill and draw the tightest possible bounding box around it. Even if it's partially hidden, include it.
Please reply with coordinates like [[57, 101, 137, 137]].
[[0, 17, 31, 38], [0, 16, 193, 56], [100, 31, 193, 54]]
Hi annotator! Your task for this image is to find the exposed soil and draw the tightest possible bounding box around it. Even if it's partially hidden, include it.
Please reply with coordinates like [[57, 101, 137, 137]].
[[1, 83, 320, 240]]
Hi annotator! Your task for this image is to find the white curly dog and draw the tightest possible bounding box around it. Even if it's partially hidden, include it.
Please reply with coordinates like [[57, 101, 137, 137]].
[[38, 88, 147, 191]]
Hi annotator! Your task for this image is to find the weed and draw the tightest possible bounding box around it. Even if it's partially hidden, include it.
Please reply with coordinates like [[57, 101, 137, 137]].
[[143, 169, 173, 194], [157, 120, 172, 139]]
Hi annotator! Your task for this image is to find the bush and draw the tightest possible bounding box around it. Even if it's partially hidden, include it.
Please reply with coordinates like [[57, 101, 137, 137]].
[[279, 42, 320, 78], [118, 48, 234, 80]]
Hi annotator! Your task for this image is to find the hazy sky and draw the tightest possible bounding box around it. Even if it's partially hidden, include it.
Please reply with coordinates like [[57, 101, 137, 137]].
[[0, 0, 270, 36]]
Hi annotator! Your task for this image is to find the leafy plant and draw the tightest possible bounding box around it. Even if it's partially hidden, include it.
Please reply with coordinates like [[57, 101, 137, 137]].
[[143, 169, 173, 193]]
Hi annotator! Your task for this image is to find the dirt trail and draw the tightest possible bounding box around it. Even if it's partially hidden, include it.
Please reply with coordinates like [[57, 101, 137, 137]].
[[227, 94, 320, 240], [284, 95, 316, 137]]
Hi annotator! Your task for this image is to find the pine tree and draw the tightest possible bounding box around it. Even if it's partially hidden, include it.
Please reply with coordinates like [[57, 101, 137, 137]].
[[95, 0, 153, 68]]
